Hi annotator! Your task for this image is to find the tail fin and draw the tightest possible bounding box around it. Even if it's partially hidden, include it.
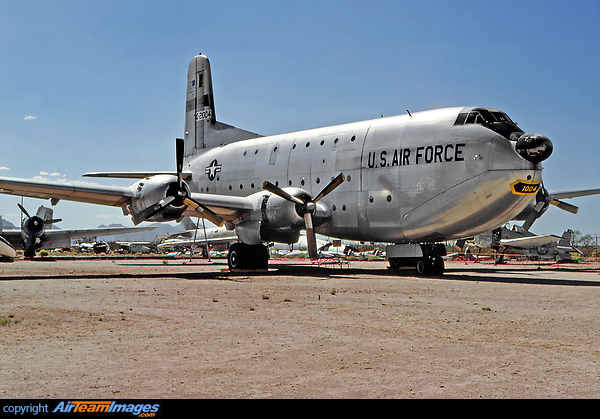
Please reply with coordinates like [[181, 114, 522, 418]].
[[184, 54, 262, 157], [559, 229, 574, 247], [36, 206, 54, 222], [181, 216, 199, 231]]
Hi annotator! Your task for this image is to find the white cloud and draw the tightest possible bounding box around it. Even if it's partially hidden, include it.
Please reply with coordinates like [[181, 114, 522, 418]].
[[24, 115, 37, 121], [0, 166, 9, 171], [39, 171, 62, 177]]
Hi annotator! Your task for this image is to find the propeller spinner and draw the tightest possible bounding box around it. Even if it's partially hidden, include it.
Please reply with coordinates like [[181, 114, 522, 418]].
[[131, 138, 225, 227], [263, 173, 345, 259]]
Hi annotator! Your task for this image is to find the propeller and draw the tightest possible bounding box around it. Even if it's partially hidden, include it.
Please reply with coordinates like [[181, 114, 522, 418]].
[[263, 173, 345, 259], [521, 183, 578, 232], [131, 138, 225, 227], [18, 203, 62, 233]]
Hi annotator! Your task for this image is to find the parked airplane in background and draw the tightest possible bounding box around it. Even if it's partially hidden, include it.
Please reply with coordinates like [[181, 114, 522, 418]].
[[461, 225, 581, 262], [0, 204, 155, 258], [1, 53, 597, 273], [156, 218, 238, 256]]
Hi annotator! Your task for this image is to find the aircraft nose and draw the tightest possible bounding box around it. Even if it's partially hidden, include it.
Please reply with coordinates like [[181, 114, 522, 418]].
[[515, 133, 553, 163]]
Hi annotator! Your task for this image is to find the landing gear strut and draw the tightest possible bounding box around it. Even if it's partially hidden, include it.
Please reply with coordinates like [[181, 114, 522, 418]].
[[227, 243, 270, 271]]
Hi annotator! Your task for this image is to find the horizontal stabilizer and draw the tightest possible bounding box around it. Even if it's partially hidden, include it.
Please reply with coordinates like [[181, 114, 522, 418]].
[[84, 172, 193, 180]]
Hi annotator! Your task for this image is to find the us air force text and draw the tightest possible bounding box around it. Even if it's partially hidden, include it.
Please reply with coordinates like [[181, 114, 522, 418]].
[[367, 143, 466, 168]]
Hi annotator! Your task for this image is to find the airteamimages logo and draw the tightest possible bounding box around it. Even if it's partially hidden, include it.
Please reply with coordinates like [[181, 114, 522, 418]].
[[52, 401, 160, 416]]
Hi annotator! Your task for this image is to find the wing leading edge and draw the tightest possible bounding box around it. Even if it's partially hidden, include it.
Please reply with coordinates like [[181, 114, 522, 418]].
[[0, 177, 134, 207]]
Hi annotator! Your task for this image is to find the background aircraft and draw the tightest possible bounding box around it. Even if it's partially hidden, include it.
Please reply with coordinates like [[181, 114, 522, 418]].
[[461, 225, 581, 263], [156, 220, 239, 256], [0, 204, 155, 258]]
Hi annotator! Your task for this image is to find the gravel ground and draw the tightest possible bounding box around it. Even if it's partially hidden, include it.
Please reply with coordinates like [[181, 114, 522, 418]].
[[1, 256, 600, 398]]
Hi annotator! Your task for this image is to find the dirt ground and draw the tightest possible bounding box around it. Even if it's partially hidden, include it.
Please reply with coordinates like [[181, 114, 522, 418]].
[[1, 256, 600, 399]]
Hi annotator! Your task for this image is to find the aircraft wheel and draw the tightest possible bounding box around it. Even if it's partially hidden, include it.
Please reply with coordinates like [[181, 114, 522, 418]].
[[228, 243, 269, 271], [431, 256, 445, 275], [228, 243, 246, 270], [416, 259, 426, 275]]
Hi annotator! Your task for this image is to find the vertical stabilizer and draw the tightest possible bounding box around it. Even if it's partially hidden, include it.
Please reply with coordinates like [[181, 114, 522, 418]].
[[36, 206, 54, 222], [559, 229, 574, 247], [184, 54, 262, 157]]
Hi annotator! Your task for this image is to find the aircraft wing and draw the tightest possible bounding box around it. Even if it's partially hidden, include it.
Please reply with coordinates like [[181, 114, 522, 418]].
[[0, 226, 155, 248], [0, 177, 255, 224], [0, 177, 134, 207], [500, 234, 562, 249], [42, 226, 156, 241]]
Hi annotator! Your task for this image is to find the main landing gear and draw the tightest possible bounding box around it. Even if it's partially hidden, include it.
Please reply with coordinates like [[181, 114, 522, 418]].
[[386, 243, 446, 276], [227, 243, 270, 271]]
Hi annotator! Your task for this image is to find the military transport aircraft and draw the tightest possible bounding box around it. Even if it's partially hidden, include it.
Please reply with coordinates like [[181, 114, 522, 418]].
[[0, 204, 155, 258], [1, 53, 596, 274]]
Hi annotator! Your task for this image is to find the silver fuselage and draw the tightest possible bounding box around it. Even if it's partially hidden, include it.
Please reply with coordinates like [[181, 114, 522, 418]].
[[186, 107, 539, 244]]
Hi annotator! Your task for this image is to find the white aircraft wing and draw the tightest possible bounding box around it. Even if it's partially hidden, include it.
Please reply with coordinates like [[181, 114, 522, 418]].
[[0, 177, 134, 207], [500, 234, 562, 249]]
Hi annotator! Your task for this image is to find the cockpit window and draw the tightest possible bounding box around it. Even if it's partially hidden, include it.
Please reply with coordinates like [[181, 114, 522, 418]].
[[454, 108, 523, 140]]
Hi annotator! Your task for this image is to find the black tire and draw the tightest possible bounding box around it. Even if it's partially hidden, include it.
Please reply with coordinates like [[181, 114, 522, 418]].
[[228, 243, 245, 270], [228, 243, 269, 270]]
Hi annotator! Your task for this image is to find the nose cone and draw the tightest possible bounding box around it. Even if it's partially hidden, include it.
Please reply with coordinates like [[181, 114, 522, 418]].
[[515, 133, 553, 163]]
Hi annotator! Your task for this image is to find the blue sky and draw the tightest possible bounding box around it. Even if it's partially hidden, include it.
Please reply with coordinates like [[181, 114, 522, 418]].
[[1, 0, 599, 237]]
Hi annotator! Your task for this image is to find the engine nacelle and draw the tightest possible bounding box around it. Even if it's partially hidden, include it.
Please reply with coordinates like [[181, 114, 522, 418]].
[[239, 187, 332, 244], [129, 175, 189, 223]]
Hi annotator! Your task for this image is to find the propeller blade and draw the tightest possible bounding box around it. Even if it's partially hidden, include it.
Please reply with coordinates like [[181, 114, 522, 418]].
[[313, 173, 345, 203], [549, 199, 579, 214], [521, 209, 540, 232], [304, 212, 318, 260], [176, 137, 184, 188], [183, 197, 225, 227], [17, 203, 31, 219], [262, 181, 305, 206], [45, 218, 62, 224], [131, 195, 176, 225]]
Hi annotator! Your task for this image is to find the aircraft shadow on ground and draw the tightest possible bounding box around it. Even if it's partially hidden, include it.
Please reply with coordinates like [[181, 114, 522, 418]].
[[2, 261, 600, 287]]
